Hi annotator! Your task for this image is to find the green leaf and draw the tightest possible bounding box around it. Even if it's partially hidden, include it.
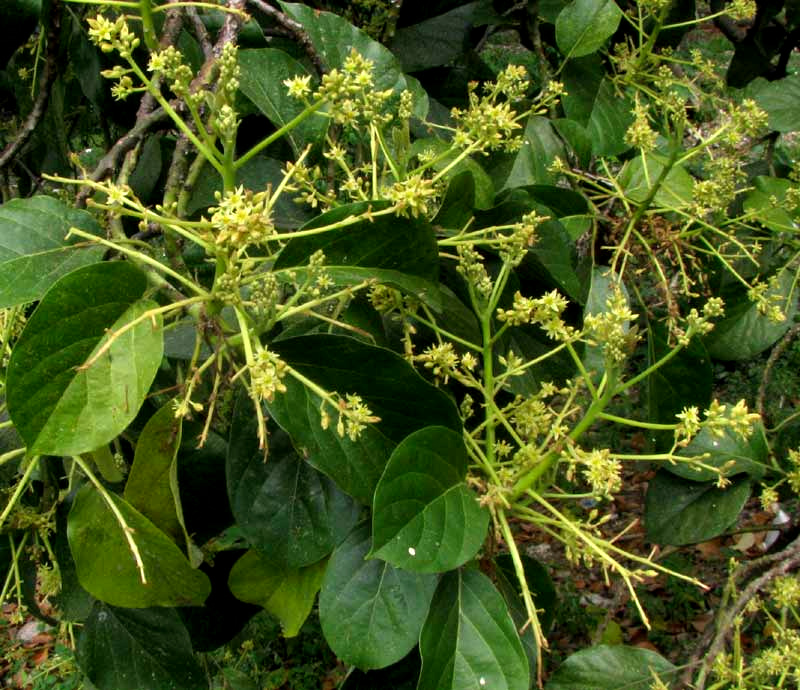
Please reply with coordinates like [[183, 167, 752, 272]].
[[279, 2, 428, 118], [67, 484, 211, 607], [645, 323, 711, 435], [319, 522, 437, 670], [743, 176, 798, 233], [645, 471, 750, 545], [494, 554, 557, 684], [77, 602, 204, 690], [499, 116, 566, 189], [704, 268, 798, 360], [370, 426, 489, 573], [582, 268, 629, 378], [670, 424, 769, 482], [751, 74, 800, 133], [6, 262, 164, 456], [418, 569, 529, 690], [274, 201, 441, 310], [267, 334, 461, 504], [555, 0, 623, 58], [544, 645, 677, 690], [238, 49, 327, 154], [124, 400, 185, 545], [228, 550, 327, 637], [389, 2, 485, 72], [227, 395, 359, 569], [0, 195, 104, 308], [619, 154, 695, 209]]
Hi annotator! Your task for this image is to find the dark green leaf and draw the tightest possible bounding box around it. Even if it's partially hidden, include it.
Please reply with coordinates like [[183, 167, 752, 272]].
[[751, 74, 800, 133], [619, 154, 695, 209], [267, 334, 461, 504], [67, 485, 211, 607], [7, 262, 164, 456], [544, 645, 677, 690], [279, 2, 428, 117], [0, 195, 104, 308], [671, 425, 769, 482], [389, 2, 484, 72], [227, 394, 359, 568], [238, 49, 327, 154], [645, 323, 711, 435], [275, 200, 441, 309], [228, 549, 327, 637], [645, 471, 750, 545], [562, 55, 604, 126], [704, 268, 798, 360], [500, 116, 566, 189], [319, 522, 437, 670], [743, 176, 798, 233], [77, 602, 204, 690], [124, 400, 185, 544], [555, 0, 622, 58], [495, 554, 557, 685], [418, 569, 529, 690], [370, 426, 488, 572]]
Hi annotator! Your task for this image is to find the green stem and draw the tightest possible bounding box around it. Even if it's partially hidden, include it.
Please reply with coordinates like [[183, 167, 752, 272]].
[[235, 100, 326, 170], [0, 457, 38, 531], [509, 370, 618, 501], [138, 0, 160, 53]]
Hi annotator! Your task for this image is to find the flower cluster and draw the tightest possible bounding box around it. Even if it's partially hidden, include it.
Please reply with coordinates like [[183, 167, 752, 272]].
[[625, 99, 658, 153], [456, 245, 493, 300], [416, 342, 459, 384], [309, 49, 394, 128], [249, 347, 288, 402], [497, 290, 574, 342], [87, 15, 140, 57], [672, 297, 725, 346], [384, 174, 439, 218], [320, 393, 380, 441], [583, 289, 638, 365], [702, 399, 762, 439], [499, 211, 544, 266], [209, 186, 275, 251], [451, 85, 524, 154], [748, 275, 788, 322]]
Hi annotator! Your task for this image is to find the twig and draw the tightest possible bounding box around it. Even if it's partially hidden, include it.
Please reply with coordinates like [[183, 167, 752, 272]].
[[685, 534, 800, 690], [186, 4, 214, 60], [247, 0, 327, 76], [757, 322, 800, 420], [0, 0, 63, 172]]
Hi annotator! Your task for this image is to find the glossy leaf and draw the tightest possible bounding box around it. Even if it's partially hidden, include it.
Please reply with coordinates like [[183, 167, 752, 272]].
[[227, 395, 359, 569], [267, 334, 461, 504], [275, 200, 441, 309], [0, 195, 104, 308], [544, 645, 677, 689], [67, 485, 211, 607], [370, 426, 488, 572], [645, 471, 750, 546], [555, 0, 622, 58], [389, 2, 484, 72], [77, 602, 204, 690], [124, 400, 185, 544], [671, 424, 769, 482], [704, 268, 798, 360], [6, 262, 163, 456], [619, 154, 695, 209], [495, 553, 557, 683], [418, 569, 529, 690], [751, 74, 800, 133], [319, 522, 438, 670], [238, 49, 326, 154], [228, 549, 327, 637], [500, 116, 566, 189], [645, 323, 711, 436], [743, 176, 798, 233], [279, 2, 428, 118]]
